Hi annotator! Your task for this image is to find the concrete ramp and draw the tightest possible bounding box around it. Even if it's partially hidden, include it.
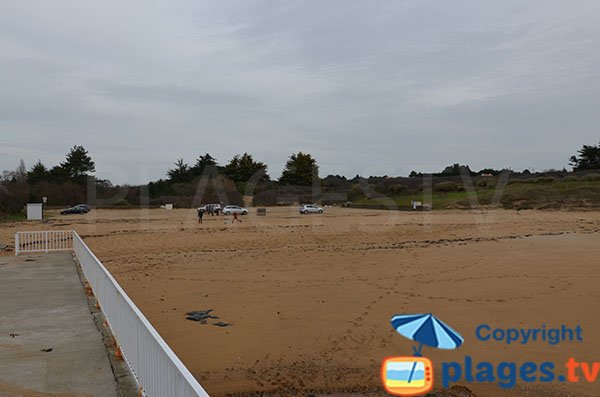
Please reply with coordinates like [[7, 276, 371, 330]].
[[0, 252, 119, 397]]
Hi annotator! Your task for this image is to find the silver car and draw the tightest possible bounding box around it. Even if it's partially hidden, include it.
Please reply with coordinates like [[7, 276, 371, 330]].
[[222, 205, 248, 215], [299, 204, 323, 214]]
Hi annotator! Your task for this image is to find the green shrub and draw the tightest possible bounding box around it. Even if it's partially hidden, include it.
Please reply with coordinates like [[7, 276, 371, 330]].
[[534, 176, 555, 183], [347, 184, 366, 201], [562, 176, 580, 182], [507, 179, 533, 185], [388, 184, 407, 195], [582, 173, 600, 182], [475, 178, 496, 188], [252, 190, 277, 206], [434, 181, 463, 192]]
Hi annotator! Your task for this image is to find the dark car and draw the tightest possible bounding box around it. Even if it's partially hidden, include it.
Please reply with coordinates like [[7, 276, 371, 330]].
[[75, 204, 91, 212], [60, 204, 90, 215]]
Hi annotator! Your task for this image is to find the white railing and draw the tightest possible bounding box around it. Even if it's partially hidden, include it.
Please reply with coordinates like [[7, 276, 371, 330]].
[[72, 232, 210, 397], [15, 230, 209, 397], [15, 230, 74, 256]]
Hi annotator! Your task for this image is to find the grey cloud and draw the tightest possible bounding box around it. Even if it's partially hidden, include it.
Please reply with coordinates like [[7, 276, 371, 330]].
[[93, 82, 256, 107], [1, 0, 599, 183]]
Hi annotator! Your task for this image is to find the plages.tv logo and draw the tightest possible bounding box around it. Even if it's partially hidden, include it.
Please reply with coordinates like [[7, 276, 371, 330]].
[[381, 313, 464, 396]]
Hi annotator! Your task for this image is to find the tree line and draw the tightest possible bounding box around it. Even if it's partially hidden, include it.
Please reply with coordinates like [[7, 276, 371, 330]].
[[0, 146, 98, 215], [0, 147, 321, 214], [163, 151, 318, 186], [1, 140, 598, 217]]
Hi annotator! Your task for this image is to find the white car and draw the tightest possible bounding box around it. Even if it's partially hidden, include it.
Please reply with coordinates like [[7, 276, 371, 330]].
[[299, 204, 323, 214], [222, 205, 248, 215], [199, 203, 222, 212]]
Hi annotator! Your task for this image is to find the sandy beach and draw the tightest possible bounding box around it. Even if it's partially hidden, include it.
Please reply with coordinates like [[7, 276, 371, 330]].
[[2, 207, 599, 396]]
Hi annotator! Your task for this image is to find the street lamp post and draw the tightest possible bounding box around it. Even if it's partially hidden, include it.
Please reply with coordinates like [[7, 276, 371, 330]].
[[42, 196, 47, 220]]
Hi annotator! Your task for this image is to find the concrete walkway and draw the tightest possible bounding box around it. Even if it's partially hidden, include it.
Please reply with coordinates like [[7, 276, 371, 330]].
[[0, 252, 119, 397]]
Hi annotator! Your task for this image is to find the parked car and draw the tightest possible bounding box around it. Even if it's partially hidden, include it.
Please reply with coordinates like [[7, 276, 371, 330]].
[[222, 205, 248, 215], [199, 203, 222, 213], [299, 204, 324, 214], [60, 204, 89, 215], [76, 204, 91, 212]]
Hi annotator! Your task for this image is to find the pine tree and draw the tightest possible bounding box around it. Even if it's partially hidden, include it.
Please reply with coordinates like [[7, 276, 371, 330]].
[[191, 153, 218, 177], [279, 152, 319, 186], [60, 146, 96, 179], [27, 160, 49, 185], [223, 153, 269, 183], [569, 140, 600, 171], [167, 158, 191, 184]]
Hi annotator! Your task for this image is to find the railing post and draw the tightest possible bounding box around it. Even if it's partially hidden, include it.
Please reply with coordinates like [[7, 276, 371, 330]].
[[15, 233, 19, 256], [45, 231, 48, 253]]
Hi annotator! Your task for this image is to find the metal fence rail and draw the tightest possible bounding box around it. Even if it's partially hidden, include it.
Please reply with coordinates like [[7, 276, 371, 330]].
[[72, 232, 209, 397], [15, 230, 209, 397], [15, 230, 74, 256]]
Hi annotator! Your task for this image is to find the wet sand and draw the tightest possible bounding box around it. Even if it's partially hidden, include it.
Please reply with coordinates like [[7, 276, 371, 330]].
[[2, 207, 599, 396]]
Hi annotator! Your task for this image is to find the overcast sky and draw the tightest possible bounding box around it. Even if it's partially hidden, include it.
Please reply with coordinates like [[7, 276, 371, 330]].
[[1, 1, 599, 184]]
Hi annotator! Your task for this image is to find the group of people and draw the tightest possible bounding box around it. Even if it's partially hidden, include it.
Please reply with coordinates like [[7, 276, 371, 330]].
[[197, 206, 242, 224], [204, 204, 221, 216]]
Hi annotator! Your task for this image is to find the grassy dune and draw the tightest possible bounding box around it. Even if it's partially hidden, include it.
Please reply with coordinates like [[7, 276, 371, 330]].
[[354, 178, 600, 210]]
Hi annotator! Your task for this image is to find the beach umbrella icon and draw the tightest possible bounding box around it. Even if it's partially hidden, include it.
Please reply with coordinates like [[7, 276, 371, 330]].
[[389, 313, 463, 386], [391, 313, 463, 357]]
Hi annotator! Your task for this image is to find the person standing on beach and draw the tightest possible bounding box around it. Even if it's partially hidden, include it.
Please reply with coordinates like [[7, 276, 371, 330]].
[[233, 212, 242, 223], [197, 208, 205, 224]]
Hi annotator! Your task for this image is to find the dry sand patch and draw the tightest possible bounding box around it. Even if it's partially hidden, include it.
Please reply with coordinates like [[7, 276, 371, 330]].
[[1, 208, 599, 396]]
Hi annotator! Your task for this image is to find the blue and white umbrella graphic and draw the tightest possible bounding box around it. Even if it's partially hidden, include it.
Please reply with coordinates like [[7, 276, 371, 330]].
[[390, 313, 463, 357], [390, 313, 463, 384]]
